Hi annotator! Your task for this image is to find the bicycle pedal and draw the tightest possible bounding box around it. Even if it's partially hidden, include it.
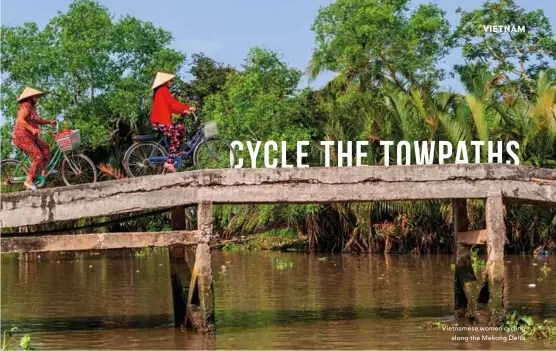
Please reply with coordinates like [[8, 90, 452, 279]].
[[35, 176, 46, 187]]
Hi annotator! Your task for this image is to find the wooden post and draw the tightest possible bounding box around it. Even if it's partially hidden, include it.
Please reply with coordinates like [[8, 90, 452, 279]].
[[485, 193, 506, 326], [169, 206, 192, 328], [186, 202, 215, 334], [168, 245, 187, 327], [453, 199, 489, 322], [453, 199, 471, 315]]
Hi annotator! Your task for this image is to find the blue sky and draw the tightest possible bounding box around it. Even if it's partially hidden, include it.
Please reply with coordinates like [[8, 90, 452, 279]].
[[1, 0, 555, 92]]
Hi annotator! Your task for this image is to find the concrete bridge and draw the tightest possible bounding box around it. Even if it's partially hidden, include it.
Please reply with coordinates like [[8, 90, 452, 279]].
[[1, 164, 555, 332]]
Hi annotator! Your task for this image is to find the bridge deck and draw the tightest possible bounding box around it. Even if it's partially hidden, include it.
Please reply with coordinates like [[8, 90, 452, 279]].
[[1, 164, 555, 228]]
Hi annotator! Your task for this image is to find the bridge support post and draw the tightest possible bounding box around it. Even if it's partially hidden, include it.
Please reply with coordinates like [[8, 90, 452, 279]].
[[485, 193, 506, 326], [453, 199, 486, 321], [453, 199, 470, 315], [186, 201, 215, 334], [169, 206, 193, 328]]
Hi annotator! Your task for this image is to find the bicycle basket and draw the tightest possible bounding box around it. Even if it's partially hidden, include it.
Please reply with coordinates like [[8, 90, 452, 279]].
[[55, 130, 81, 152], [204, 121, 218, 138]]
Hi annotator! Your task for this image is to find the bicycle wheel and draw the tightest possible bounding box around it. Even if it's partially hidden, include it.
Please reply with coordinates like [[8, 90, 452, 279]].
[[0, 159, 29, 193], [124, 142, 167, 177], [60, 153, 97, 186], [193, 138, 236, 169]]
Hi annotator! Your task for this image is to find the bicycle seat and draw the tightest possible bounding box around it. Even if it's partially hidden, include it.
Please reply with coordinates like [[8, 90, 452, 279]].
[[132, 135, 155, 142]]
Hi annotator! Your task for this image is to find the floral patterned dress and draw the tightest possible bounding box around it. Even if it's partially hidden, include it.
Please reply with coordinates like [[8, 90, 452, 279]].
[[12, 102, 51, 179]]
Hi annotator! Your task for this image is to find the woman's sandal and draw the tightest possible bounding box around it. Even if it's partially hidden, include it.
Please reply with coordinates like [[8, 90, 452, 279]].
[[163, 163, 176, 173], [24, 182, 38, 191]]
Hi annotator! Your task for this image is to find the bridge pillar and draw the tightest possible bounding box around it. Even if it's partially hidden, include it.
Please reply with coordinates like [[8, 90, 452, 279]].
[[485, 193, 506, 326], [453, 199, 486, 321], [186, 202, 215, 334], [453, 199, 470, 314]]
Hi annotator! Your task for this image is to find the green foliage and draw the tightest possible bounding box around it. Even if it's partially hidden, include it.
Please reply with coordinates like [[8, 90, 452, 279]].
[[310, 0, 453, 90], [471, 248, 486, 275], [177, 53, 234, 111], [454, 0, 556, 91], [262, 228, 297, 238], [221, 243, 244, 252], [504, 311, 556, 341], [1, 0, 184, 149], [203, 48, 317, 165], [1, 124, 18, 159], [221, 234, 305, 252]]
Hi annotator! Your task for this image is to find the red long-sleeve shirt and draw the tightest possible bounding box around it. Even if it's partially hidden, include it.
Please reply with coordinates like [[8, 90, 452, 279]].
[[150, 86, 191, 125]]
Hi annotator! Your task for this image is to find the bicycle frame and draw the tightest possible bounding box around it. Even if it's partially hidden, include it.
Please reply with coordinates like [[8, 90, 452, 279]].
[[148, 127, 207, 168], [9, 148, 64, 184], [9, 129, 86, 185]]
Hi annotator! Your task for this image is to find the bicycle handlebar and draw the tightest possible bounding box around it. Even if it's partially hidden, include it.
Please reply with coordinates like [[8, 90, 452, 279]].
[[181, 110, 200, 125], [191, 111, 199, 124], [39, 120, 60, 135]]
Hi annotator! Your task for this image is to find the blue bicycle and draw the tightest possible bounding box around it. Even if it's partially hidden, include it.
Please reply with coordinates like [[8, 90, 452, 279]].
[[123, 113, 235, 177]]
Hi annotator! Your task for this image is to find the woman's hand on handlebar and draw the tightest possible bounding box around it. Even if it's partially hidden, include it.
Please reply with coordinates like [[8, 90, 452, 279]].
[[184, 106, 197, 115], [38, 121, 60, 135]]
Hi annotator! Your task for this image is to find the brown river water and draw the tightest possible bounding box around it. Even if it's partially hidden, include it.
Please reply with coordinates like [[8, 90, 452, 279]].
[[1, 251, 555, 350]]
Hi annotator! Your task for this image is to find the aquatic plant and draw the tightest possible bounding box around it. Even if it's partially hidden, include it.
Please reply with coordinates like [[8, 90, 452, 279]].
[[424, 312, 555, 342], [471, 248, 486, 275], [540, 263, 552, 274], [504, 311, 556, 341], [134, 248, 147, 257], [2, 327, 33, 351], [421, 321, 453, 329], [275, 259, 294, 269]]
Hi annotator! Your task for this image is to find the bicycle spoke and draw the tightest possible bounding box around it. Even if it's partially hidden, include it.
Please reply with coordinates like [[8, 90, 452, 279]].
[[124, 143, 166, 177], [61, 154, 97, 185]]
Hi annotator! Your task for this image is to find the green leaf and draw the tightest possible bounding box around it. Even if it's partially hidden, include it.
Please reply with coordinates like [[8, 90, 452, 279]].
[[520, 316, 534, 326], [19, 334, 31, 350]]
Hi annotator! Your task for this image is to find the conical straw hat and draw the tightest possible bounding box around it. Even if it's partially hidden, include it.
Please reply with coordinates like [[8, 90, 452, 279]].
[[152, 72, 176, 90], [17, 87, 45, 102]]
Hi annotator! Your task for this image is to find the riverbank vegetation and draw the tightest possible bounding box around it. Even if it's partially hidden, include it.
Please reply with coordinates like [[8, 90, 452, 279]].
[[1, 0, 555, 253]]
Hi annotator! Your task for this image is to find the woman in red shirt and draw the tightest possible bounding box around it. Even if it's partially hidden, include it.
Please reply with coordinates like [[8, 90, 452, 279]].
[[150, 72, 196, 172], [12, 87, 57, 190]]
